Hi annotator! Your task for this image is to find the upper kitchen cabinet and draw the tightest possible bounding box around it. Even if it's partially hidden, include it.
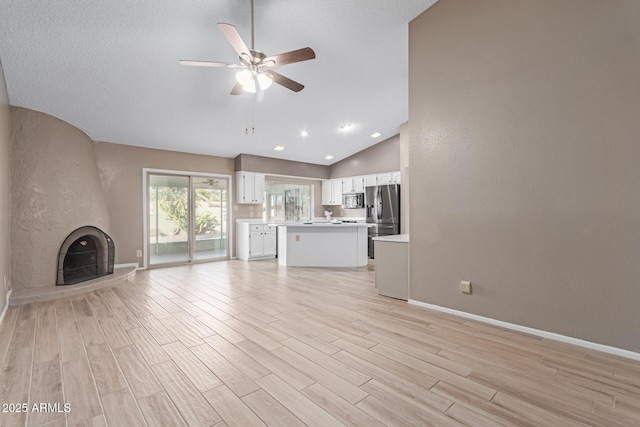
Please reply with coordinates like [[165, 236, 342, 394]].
[[363, 174, 378, 188], [236, 171, 265, 204], [322, 179, 343, 205], [342, 176, 365, 194], [376, 172, 401, 185]]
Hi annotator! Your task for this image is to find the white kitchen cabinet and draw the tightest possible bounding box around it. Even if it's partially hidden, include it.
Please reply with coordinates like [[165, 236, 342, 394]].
[[375, 172, 401, 185], [376, 173, 394, 185], [262, 228, 277, 256], [342, 176, 365, 194], [363, 174, 378, 188], [236, 171, 265, 204], [237, 223, 277, 260], [322, 179, 343, 205]]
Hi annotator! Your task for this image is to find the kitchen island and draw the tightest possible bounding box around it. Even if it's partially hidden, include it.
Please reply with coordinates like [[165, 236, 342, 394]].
[[277, 222, 369, 267]]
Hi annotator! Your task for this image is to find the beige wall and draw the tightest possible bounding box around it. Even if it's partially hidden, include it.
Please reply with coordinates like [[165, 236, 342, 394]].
[[11, 108, 110, 289], [409, 0, 640, 352], [94, 142, 235, 264], [399, 122, 409, 234], [329, 134, 400, 179], [235, 153, 330, 179], [0, 60, 11, 309]]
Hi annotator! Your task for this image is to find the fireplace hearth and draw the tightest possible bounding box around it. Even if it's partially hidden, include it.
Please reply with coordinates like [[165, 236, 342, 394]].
[[57, 226, 114, 285]]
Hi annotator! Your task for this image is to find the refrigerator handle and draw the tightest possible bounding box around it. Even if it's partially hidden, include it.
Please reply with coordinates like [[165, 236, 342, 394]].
[[377, 188, 383, 220]]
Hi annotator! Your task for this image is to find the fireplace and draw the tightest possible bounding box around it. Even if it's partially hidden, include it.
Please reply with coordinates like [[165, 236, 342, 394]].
[[57, 226, 114, 285]]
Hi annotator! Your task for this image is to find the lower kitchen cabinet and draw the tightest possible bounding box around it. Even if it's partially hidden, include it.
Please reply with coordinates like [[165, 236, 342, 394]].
[[237, 223, 277, 260]]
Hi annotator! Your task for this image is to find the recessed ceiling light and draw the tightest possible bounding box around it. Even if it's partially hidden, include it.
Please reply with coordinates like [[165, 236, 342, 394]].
[[300, 130, 308, 137], [371, 132, 382, 138], [339, 123, 353, 131], [274, 146, 285, 151], [325, 155, 334, 160]]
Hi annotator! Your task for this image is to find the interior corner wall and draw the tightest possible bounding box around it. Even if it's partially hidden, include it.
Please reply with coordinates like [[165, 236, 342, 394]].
[[0, 59, 11, 309], [408, 0, 640, 352]]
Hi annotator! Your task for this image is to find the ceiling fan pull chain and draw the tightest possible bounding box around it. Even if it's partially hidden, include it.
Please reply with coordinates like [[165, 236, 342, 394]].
[[245, 91, 249, 134]]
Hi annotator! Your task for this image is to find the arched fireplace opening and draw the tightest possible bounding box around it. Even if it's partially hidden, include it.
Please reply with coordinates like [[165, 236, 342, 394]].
[[57, 226, 114, 285]]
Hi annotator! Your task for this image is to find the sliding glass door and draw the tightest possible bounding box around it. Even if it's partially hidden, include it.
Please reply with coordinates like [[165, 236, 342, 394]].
[[193, 177, 228, 260], [147, 172, 229, 267]]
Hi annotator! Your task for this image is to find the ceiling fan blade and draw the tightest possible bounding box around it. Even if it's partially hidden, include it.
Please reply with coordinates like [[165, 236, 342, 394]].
[[217, 23, 251, 58], [230, 82, 244, 95], [263, 47, 316, 67], [268, 71, 305, 92], [179, 60, 241, 68]]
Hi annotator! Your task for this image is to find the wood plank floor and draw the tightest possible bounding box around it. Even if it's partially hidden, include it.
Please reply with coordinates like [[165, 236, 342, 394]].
[[1, 260, 639, 426]]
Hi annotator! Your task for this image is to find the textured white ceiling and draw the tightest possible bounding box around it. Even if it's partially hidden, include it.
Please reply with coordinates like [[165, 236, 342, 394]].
[[0, 0, 437, 165]]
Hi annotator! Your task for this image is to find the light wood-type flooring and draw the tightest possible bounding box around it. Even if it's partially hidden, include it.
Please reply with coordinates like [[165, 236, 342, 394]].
[[1, 260, 639, 426]]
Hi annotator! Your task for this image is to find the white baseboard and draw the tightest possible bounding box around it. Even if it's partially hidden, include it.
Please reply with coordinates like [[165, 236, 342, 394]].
[[0, 289, 12, 325], [408, 299, 640, 362], [115, 263, 141, 270]]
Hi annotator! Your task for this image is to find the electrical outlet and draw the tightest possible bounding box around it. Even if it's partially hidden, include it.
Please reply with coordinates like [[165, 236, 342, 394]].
[[136, 250, 142, 258], [233, 205, 238, 211], [460, 281, 472, 295], [250, 212, 254, 217], [295, 234, 301, 242]]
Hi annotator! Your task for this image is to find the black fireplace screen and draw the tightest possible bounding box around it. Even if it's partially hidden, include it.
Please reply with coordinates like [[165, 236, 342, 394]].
[[57, 226, 114, 285]]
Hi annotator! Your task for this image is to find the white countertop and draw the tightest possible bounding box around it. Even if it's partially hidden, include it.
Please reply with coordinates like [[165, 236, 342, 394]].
[[372, 234, 410, 243], [236, 219, 367, 225], [279, 222, 369, 228]]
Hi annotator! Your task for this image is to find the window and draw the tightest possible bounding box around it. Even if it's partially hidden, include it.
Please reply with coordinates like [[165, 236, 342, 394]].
[[269, 193, 284, 219], [264, 182, 312, 222]]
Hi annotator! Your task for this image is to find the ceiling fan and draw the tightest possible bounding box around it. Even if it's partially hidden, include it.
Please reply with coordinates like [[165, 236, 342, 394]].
[[179, 0, 316, 95]]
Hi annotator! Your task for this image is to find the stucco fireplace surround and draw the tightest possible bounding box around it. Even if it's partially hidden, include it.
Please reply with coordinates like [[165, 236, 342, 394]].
[[9, 107, 134, 305]]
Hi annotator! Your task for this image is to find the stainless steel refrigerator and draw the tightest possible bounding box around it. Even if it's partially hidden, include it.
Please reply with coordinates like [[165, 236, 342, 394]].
[[365, 184, 400, 259]]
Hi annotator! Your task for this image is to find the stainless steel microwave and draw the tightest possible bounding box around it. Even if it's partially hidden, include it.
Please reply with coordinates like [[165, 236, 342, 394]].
[[342, 193, 364, 209]]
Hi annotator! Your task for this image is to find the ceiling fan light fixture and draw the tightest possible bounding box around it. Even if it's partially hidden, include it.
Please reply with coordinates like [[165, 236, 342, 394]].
[[235, 69, 252, 86], [257, 73, 273, 90], [236, 70, 271, 93], [236, 69, 256, 92], [243, 80, 257, 93]]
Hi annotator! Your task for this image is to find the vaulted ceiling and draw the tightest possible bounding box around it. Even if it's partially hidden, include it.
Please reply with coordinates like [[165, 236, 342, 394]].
[[0, 0, 437, 164]]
